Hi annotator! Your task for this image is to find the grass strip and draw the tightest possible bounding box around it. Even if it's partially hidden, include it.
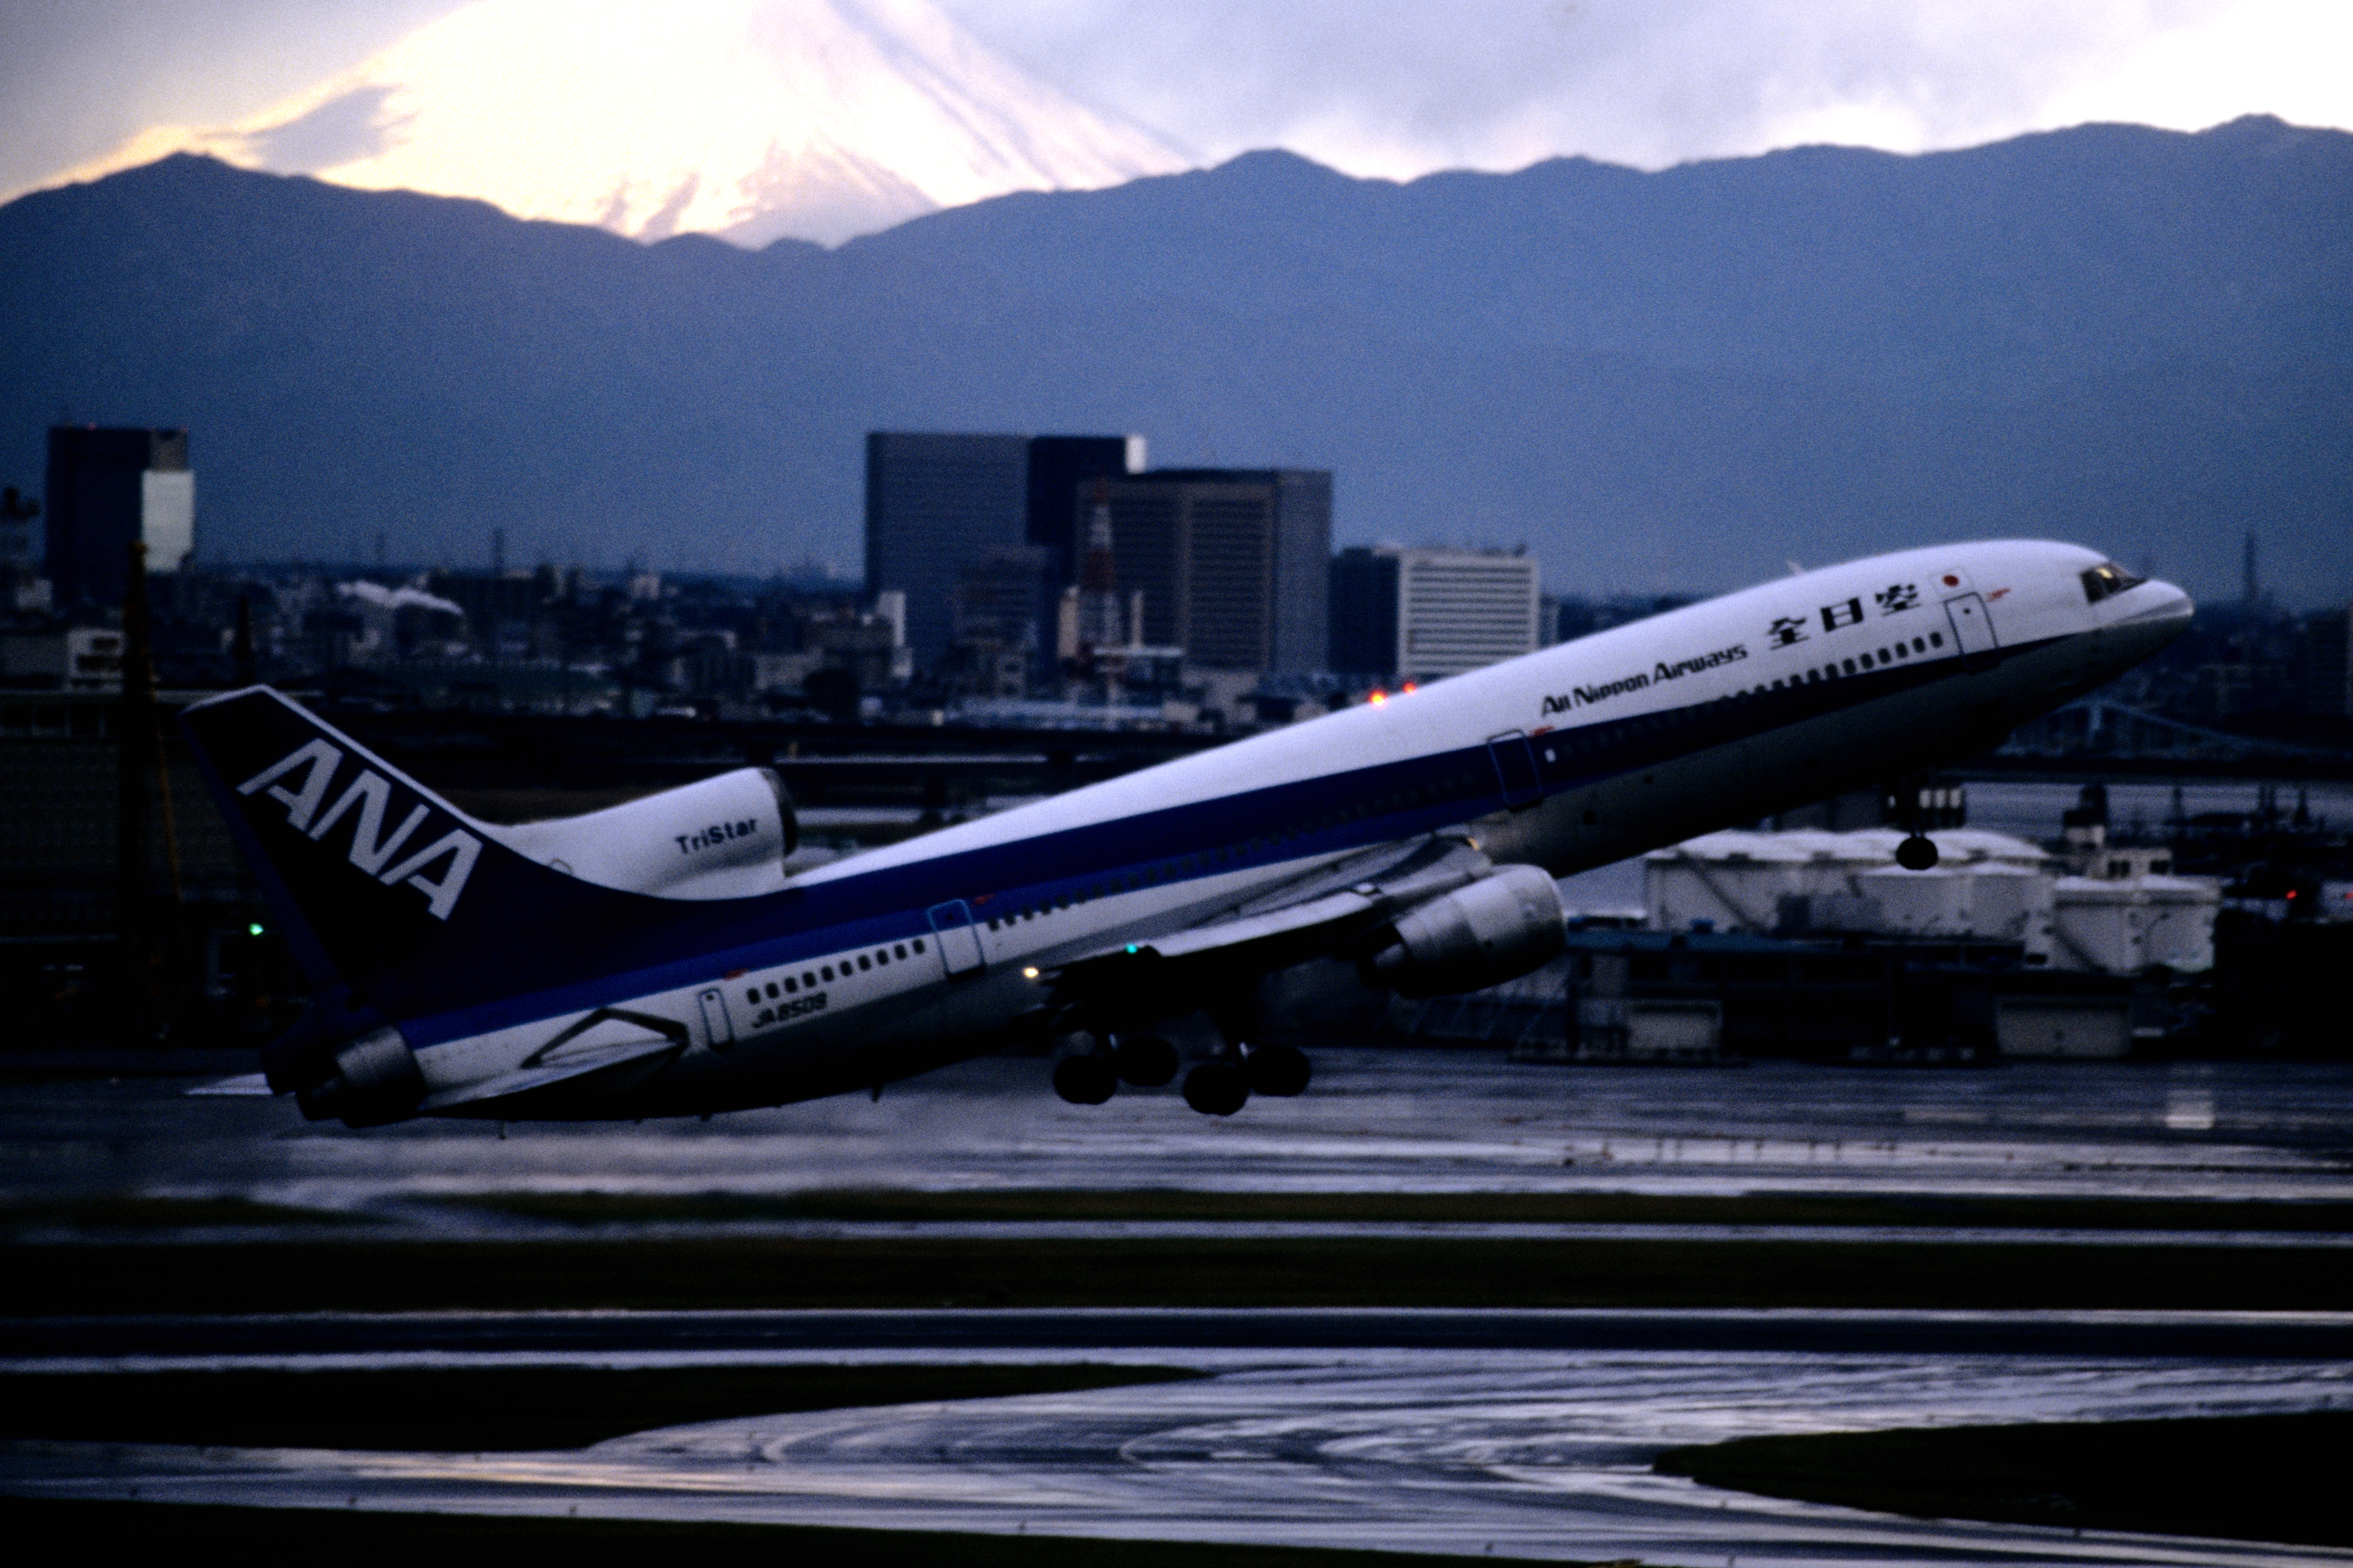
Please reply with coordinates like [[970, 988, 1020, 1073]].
[[0, 1500, 1569, 1566], [430, 1187, 2353, 1233], [1654, 1411, 2352, 1548], [0, 1364, 1202, 1451], [6, 1235, 2349, 1314]]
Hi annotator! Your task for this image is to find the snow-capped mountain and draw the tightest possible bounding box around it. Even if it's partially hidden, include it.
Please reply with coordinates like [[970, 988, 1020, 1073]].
[[37, 0, 1190, 246]]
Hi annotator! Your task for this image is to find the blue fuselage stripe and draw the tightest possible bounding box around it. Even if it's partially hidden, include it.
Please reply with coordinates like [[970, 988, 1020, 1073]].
[[402, 635, 2039, 1046]]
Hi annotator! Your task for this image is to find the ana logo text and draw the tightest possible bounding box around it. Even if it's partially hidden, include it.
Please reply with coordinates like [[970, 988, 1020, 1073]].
[[237, 740, 481, 920]]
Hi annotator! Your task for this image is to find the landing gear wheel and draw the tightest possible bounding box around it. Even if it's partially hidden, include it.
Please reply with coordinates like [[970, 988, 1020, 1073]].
[[1245, 1042, 1310, 1097], [1182, 1060, 1249, 1117], [1895, 834, 1939, 871], [1052, 1055, 1117, 1106], [1114, 1034, 1179, 1088]]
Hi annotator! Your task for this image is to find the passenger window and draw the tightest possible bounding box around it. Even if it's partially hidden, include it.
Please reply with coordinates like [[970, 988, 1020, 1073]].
[[894, 944, 908, 959], [745, 989, 759, 1005], [1930, 632, 1944, 647], [784, 977, 796, 994], [1842, 658, 1856, 674], [1913, 637, 1926, 652], [804, 972, 817, 987], [912, 940, 924, 955], [857, 955, 870, 971], [874, 949, 888, 964], [821, 965, 835, 981], [767, 982, 780, 998]]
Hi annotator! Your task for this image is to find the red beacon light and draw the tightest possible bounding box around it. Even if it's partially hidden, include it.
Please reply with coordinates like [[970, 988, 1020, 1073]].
[[1400, 681, 1418, 694]]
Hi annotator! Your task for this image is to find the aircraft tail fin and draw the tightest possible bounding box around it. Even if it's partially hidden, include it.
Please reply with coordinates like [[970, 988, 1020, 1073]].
[[179, 688, 695, 1094]]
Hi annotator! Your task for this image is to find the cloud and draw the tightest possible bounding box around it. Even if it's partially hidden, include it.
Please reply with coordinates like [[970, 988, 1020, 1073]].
[[940, 0, 2351, 176], [7, 1, 2346, 208]]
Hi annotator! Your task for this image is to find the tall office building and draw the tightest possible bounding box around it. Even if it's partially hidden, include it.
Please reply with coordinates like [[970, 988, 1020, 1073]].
[[2304, 604, 2352, 719], [1091, 469, 1331, 674], [1025, 435, 1147, 587], [45, 427, 194, 608], [864, 432, 1029, 668], [1328, 546, 1401, 679], [1328, 545, 1540, 683], [865, 432, 1143, 670]]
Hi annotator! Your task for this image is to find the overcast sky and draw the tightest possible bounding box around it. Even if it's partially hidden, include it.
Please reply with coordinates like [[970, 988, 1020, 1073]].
[[4, 0, 2348, 198]]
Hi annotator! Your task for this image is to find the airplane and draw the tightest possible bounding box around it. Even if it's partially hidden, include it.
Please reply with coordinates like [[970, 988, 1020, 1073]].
[[183, 540, 2190, 1128]]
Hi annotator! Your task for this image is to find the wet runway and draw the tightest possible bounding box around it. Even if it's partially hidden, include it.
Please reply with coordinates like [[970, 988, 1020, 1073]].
[[14, 1308, 2353, 1363], [8, 1053, 2352, 1225], [9, 1342, 2347, 1566], [9, 1052, 2353, 1559]]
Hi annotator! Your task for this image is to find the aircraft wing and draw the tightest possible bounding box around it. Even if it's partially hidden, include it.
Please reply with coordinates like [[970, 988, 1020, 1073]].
[[1040, 833, 1490, 1009]]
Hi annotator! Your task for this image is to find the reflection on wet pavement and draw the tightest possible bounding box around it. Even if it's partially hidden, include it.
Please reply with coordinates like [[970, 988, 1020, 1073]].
[[8, 1350, 2347, 1565], [7, 1055, 2353, 1230]]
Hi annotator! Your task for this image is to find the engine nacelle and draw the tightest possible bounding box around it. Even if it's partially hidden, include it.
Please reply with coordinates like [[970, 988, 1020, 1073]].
[[295, 1026, 426, 1128], [492, 767, 796, 899], [1362, 863, 1566, 999]]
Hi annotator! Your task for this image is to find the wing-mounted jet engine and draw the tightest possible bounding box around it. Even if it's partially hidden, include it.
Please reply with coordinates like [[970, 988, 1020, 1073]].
[[485, 767, 797, 899], [1359, 863, 1566, 999]]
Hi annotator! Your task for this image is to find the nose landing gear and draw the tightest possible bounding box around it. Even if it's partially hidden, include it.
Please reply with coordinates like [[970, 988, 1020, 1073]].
[[1895, 834, 1940, 871]]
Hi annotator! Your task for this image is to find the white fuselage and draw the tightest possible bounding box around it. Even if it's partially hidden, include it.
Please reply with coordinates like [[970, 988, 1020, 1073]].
[[369, 540, 2192, 1118]]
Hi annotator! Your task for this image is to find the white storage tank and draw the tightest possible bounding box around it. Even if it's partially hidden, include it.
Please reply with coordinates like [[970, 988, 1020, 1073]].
[[2136, 875, 2221, 972]]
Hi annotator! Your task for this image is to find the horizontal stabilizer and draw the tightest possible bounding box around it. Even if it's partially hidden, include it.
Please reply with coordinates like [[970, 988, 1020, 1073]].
[[188, 1072, 275, 1096], [417, 1036, 682, 1114]]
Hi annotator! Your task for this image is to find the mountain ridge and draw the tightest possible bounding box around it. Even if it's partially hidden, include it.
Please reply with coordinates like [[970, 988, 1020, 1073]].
[[3, 119, 2347, 604], [25, 0, 1190, 248]]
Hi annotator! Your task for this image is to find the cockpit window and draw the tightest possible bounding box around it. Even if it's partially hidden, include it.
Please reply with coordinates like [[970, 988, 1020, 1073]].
[[2081, 561, 2144, 604]]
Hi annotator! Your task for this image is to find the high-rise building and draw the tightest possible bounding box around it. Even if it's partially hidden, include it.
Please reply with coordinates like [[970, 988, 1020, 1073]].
[[865, 432, 1027, 668], [865, 432, 1142, 670], [2302, 604, 2351, 720], [45, 427, 194, 608], [1091, 469, 1330, 674], [1328, 546, 1401, 679], [1328, 545, 1540, 684], [1026, 435, 1147, 587]]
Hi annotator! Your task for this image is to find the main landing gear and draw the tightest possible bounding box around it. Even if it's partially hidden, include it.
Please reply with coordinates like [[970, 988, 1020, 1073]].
[[1053, 1033, 1310, 1115], [1051, 1031, 1181, 1106], [1180, 1042, 1311, 1117]]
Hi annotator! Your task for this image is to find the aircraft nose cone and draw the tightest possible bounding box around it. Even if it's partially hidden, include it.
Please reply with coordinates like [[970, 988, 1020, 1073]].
[[2106, 578, 2194, 663]]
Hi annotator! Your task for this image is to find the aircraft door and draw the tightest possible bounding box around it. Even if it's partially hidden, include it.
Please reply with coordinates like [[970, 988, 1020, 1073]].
[[1487, 731, 1543, 810], [696, 988, 735, 1051], [1943, 592, 1999, 670], [927, 900, 986, 978]]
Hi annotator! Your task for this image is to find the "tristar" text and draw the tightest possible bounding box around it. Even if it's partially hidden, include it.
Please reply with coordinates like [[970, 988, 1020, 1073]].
[[677, 819, 759, 855]]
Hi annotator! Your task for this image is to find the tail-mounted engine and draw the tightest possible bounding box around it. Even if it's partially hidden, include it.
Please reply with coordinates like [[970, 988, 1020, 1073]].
[[294, 1025, 426, 1127], [1361, 863, 1566, 999], [491, 767, 797, 899]]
